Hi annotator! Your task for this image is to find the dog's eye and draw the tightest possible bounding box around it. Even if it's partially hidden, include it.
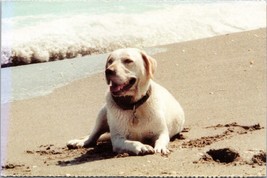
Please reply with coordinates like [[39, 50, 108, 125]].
[[107, 59, 113, 65], [124, 59, 133, 64]]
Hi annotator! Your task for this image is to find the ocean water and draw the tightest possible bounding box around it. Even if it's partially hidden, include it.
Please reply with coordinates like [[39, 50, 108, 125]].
[[1, 0, 266, 103], [1, 0, 266, 66]]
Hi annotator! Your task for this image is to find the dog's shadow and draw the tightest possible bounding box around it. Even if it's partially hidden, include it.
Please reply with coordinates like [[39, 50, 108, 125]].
[[57, 141, 129, 166], [57, 132, 188, 167]]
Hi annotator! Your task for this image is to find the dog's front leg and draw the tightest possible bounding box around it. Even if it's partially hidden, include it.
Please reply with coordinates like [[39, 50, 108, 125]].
[[67, 106, 109, 149], [111, 137, 155, 155], [154, 132, 170, 155]]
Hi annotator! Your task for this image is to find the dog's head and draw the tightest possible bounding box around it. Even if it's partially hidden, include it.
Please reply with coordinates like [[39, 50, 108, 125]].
[[105, 48, 157, 99]]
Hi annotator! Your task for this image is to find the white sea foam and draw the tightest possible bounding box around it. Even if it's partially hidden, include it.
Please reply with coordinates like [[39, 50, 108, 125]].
[[1, 1, 266, 66]]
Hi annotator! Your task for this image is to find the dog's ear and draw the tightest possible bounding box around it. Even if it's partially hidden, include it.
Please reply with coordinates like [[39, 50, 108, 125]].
[[105, 54, 112, 69], [105, 54, 112, 85], [141, 51, 157, 78]]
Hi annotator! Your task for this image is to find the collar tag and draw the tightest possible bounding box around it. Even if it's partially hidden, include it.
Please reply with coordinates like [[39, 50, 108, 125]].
[[132, 105, 138, 125]]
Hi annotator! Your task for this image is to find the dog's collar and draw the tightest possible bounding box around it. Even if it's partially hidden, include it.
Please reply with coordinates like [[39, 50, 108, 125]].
[[112, 86, 152, 110]]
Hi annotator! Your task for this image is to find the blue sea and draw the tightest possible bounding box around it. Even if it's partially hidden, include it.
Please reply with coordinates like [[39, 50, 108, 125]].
[[1, 0, 266, 66], [1, 0, 266, 103]]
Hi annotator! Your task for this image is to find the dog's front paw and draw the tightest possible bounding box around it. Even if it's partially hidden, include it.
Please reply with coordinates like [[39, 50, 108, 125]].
[[67, 139, 88, 149], [154, 145, 170, 155], [132, 142, 155, 155], [115, 141, 155, 155]]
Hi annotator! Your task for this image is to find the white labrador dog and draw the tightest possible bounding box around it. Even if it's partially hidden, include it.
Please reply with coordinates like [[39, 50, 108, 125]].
[[67, 48, 185, 155]]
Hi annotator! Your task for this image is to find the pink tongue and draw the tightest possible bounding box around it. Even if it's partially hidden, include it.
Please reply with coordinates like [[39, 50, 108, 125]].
[[110, 83, 125, 92]]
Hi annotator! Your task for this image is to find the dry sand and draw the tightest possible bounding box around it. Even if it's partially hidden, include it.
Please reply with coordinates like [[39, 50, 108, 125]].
[[1, 28, 266, 176]]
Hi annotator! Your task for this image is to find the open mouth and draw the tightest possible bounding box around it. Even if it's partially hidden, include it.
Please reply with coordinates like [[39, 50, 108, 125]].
[[110, 78, 136, 96]]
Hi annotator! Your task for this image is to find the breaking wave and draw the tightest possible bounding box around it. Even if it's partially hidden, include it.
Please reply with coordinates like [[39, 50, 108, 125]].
[[1, 1, 266, 67]]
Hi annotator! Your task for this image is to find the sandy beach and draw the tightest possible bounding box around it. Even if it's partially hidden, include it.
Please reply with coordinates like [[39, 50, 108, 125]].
[[1, 28, 266, 176]]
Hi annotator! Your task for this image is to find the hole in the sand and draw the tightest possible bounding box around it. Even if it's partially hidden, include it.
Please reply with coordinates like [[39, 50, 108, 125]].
[[206, 148, 240, 163]]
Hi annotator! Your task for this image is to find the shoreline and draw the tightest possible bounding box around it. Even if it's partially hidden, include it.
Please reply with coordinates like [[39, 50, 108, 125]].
[[1, 28, 265, 104], [1, 45, 168, 104], [2, 28, 266, 176]]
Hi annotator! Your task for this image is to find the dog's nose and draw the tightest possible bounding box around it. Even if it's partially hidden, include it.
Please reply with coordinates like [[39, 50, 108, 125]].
[[105, 68, 116, 76]]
